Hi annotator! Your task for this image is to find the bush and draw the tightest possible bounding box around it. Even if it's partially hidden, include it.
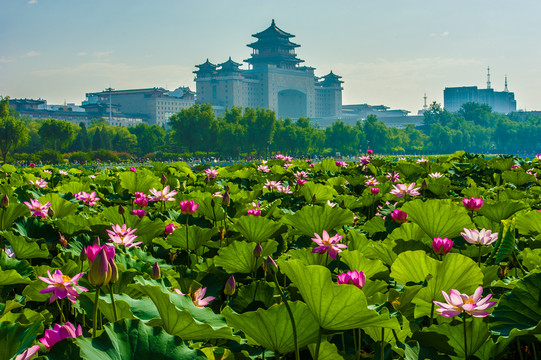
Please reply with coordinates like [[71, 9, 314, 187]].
[[88, 150, 119, 162], [37, 150, 64, 164], [67, 151, 90, 163]]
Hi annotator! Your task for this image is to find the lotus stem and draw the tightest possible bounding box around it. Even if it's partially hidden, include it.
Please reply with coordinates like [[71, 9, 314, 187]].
[[314, 328, 322, 360], [512, 251, 527, 276], [478, 245, 482, 267], [353, 329, 359, 360], [272, 271, 299, 360], [93, 287, 100, 338], [186, 215, 190, 254], [430, 302, 435, 326], [517, 339, 524, 360], [56, 300, 66, 323], [380, 328, 385, 360], [532, 342, 538, 360], [463, 313, 468, 358], [109, 284, 118, 322], [341, 332, 346, 354]]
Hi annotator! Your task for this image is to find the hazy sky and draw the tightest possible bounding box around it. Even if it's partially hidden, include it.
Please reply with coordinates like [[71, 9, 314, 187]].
[[2, 0, 540, 113]]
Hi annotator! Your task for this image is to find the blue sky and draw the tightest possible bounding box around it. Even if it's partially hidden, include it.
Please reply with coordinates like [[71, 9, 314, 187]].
[[1, 0, 540, 112]]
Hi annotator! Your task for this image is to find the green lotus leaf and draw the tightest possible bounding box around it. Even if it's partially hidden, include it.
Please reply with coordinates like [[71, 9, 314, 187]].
[[56, 181, 88, 195], [131, 282, 240, 341], [397, 163, 425, 178], [478, 200, 528, 223], [39, 193, 78, 218], [214, 240, 278, 274], [0, 203, 30, 231], [488, 158, 515, 171], [0, 164, 17, 173], [326, 177, 348, 188], [278, 259, 400, 331], [426, 176, 451, 196], [490, 271, 541, 336], [300, 182, 337, 203], [55, 215, 91, 235], [166, 225, 218, 251], [0, 269, 31, 286], [287, 248, 332, 267], [515, 210, 541, 236], [3, 232, 49, 259], [228, 280, 276, 312], [317, 158, 340, 172], [401, 199, 474, 239], [502, 170, 536, 186], [362, 216, 387, 236], [231, 215, 282, 243], [307, 339, 344, 360], [390, 250, 438, 285], [75, 319, 207, 360], [0, 321, 42, 360], [281, 205, 353, 237], [222, 302, 319, 354], [340, 250, 388, 279], [486, 218, 515, 265], [191, 194, 226, 222], [415, 319, 491, 358], [521, 248, 541, 271], [387, 222, 430, 243], [119, 170, 161, 194]]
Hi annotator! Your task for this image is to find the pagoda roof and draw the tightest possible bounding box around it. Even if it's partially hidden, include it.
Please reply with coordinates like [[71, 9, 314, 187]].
[[218, 57, 242, 69], [244, 55, 304, 65], [252, 19, 294, 39], [247, 37, 300, 49], [195, 59, 217, 70], [319, 71, 344, 84]]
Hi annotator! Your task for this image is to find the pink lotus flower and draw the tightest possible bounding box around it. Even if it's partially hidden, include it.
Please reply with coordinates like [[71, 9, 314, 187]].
[[326, 200, 337, 208], [429, 172, 444, 178], [257, 165, 271, 173], [309, 162, 316, 168], [335, 160, 347, 168], [433, 237, 454, 255], [277, 185, 293, 194], [275, 154, 286, 160], [130, 166, 137, 172], [263, 179, 282, 190], [390, 183, 421, 197], [311, 230, 347, 259], [165, 224, 178, 236], [106, 224, 142, 248], [132, 209, 147, 219], [416, 157, 428, 164], [29, 163, 35, 168], [359, 155, 371, 165], [385, 171, 400, 182], [247, 208, 261, 216], [180, 200, 199, 215], [85, 243, 115, 263], [29, 178, 48, 188], [461, 228, 498, 246], [24, 198, 51, 218], [364, 176, 379, 187], [433, 286, 496, 318], [59, 170, 68, 175], [14, 345, 40, 360], [74, 191, 100, 206], [337, 270, 366, 290], [39, 322, 83, 349], [390, 209, 408, 223], [283, 163, 292, 169], [370, 187, 380, 195], [149, 186, 177, 202], [191, 287, 215, 308], [294, 170, 308, 179], [134, 192, 149, 207], [204, 168, 219, 179], [463, 197, 483, 212], [510, 164, 520, 170], [367, 149, 373, 155], [224, 275, 236, 296], [38, 269, 88, 304], [296, 178, 307, 186]]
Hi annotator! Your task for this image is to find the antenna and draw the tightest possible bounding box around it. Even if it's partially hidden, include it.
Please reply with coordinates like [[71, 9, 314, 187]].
[[487, 66, 491, 89], [504, 75, 509, 92], [423, 93, 428, 109], [105, 87, 114, 123]]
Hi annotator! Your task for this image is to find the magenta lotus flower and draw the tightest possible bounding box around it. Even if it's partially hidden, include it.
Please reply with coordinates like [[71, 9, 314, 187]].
[[364, 176, 379, 187], [165, 223, 178, 236], [295, 170, 308, 179], [39, 322, 83, 349], [130, 166, 137, 172], [224, 275, 236, 296], [311, 230, 347, 259], [370, 187, 380, 195], [433, 237, 454, 255], [191, 287, 215, 308], [247, 208, 261, 216], [367, 149, 373, 155], [309, 162, 316, 168], [461, 228, 498, 246], [29, 162, 35, 168], [337, 270, 366, 290], [463, 197, 483, 212], [15, 345, 40, 360], [85, 243, 115, 263], [283, 162, 292, 169], [385, 171, 400, 182], [359, 155, 371, 165], [106, 224, 142, 248], [149, 186, 177, 202], [390, 209, 408, 223], [390, 183, 421, 197], [131, 209, 147, 219], [29, 178, 48, 188], [134, 192, 149, 207], [257, 165, 271, 173], [38, 269, 88, 304], [24, 198, 51, 218], [204, 168, 219, 179], [74, 191, 100, 206], [277, 185, 293, 194], [433, 286, 496, 318], [296, 178, 307, 186], [180, 200, 199, 215], [335, 160, 347, 168]]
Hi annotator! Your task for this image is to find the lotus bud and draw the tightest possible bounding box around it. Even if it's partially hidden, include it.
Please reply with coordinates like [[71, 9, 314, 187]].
[[118, 205, 125, 215], [94, 235, 101, 246], [161, 174, 168, 185], [224, 275, 236, 296], [312, 194, 317, 203], [88, 248, 112, 287], [253, 243, 263, 258], [0, 194, 9, 208], [421, 180, 428, 190], [225, 185, 230, 192], [370, 187, 380, 195], [151, 262, 161, 280], [340, 200, 345, 208], [210, 198, 215, 207], [222, 191, 230, 207], [80, 247, 87, 262], [47, 207, 55, 217], [109, 258, 118, 284], [266, 256, 277, 271], [7, 178, 10, 185]]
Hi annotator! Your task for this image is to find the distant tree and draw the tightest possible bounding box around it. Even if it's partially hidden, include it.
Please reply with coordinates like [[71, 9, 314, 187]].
[[92, 127, 103, 150], [70, 122, 91, 152], [0, 97, 29, 162], [38, 119, 75, 151], [112, 126, 137, 153], [363, 115, 389, 153], [169, 104, 217, 154]]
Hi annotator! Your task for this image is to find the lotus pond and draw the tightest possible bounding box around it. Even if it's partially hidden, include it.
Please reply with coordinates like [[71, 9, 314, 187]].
[[1, 152, 540, 360]]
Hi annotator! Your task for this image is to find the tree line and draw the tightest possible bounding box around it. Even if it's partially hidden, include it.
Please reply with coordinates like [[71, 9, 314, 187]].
[[2, 96, 541, 163]]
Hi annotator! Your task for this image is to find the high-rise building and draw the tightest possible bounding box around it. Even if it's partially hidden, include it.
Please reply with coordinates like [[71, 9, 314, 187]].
[[194, 20, 343, 119], [444, 68, 517, 114]]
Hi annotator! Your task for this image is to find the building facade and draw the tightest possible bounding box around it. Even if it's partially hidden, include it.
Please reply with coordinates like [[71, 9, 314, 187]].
[[194, 20, 343, 119]]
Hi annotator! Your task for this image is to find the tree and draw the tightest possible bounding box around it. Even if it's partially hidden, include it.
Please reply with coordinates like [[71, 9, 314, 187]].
[[92, 127, 104, 150], [38, 119, 75, 151], [0, 97, 29, 163]]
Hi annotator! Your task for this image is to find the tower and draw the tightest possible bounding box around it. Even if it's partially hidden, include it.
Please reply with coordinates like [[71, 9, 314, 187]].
[[486, 66, 491, 89], [423, 93, 428, 110], [504, 75, 509, 92]]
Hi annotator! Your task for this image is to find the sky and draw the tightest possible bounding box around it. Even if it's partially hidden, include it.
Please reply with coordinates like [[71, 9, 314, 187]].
[[1, 0, 540, 113]]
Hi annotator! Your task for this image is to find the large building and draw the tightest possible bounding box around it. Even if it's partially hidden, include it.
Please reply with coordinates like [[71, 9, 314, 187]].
[[444, 68, 517, 114], [194, 20, 343, 120]]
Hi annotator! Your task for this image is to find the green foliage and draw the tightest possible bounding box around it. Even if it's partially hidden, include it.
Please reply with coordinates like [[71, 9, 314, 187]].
[[281, 205, 353, 237]]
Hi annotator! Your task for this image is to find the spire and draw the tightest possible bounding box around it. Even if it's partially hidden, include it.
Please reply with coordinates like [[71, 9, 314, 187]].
[[423, 93, 428, 109], [487, 66, 491, 89], [504, 75, 509, 92]]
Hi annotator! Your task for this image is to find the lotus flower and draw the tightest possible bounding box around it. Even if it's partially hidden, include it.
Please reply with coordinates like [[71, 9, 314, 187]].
[[294, 170, 308, 179], [180, 200, 198, 215], [165, 223, 178, 236], [29, 178, 48, 188], [151, 262, 161, 280], [74, 191, 100, 206], [59, 170, 68, 175], [130, 166, 137, 172], [370, 187, 380, 195], [390, 183, 421, 197], [87, 247, 114, 287], [359, 155, 371, 165], [283, 163, 292, 169], [416, 157, 428, 164], [14, 345, 40, 360], [463, 197, 483, 212], [277, 185, 293, 194], [24, 198, 51, 218], [224, 275, 236, 296], [296, 178, 307, 186], [149, 186, 177, 202], [385, 171, 400, 182], [257, 165, 271, 173], [433, 286, 496, 318], [367, 149, 373, 155], [429, 172, 444, 178], [134, 192, 149, 207], [364, 176, 379, 187], [247, 208, 261, 216], [106, 224, 142, 248], [38, 269, 88, 304], [131, 209, 147, 219], [433, 237, 454, 255], [311, 230, 347, 259], [390, 208, 408, 223], [461, 228, 498, 246], [337, 270, 366, 290], [191, 287, 215, 308], [335, 160, 347, 168], [85, 243, 115, 263], [204, 168, 219, 179], [39, 322, 83, 349], [253, 243, 263, 258], [263, 179, 282, 190]]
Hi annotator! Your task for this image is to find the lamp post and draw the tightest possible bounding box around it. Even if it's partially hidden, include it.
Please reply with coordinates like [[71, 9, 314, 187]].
[[105, 87, 114, 124]]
